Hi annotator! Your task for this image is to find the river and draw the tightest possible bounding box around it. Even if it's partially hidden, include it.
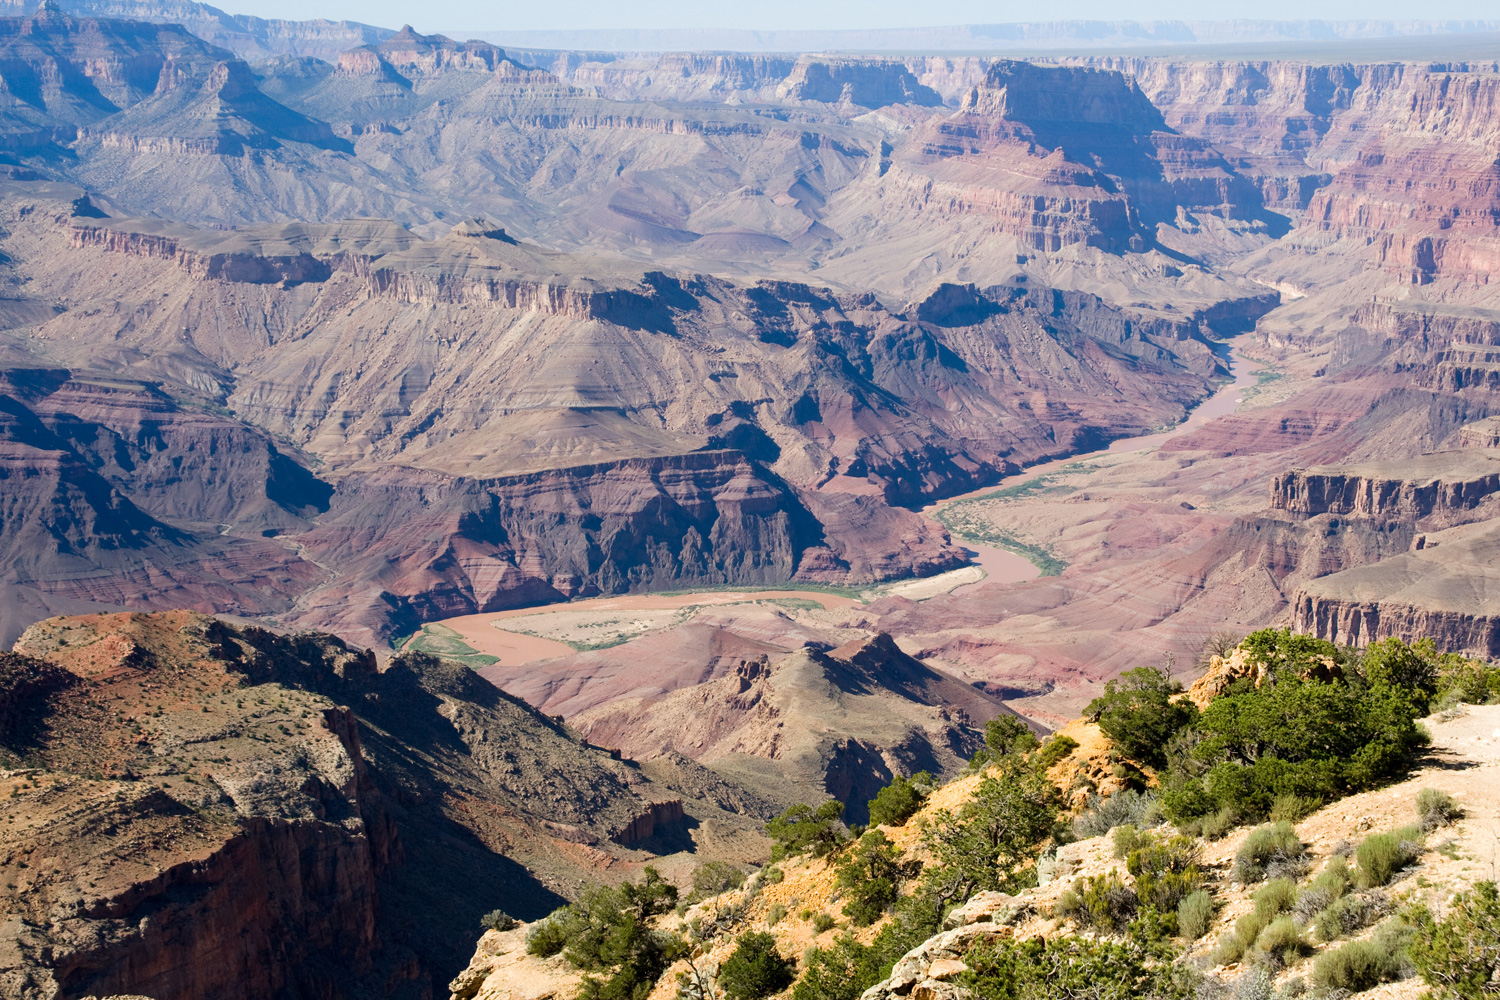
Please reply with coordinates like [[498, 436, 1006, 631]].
[[922, 338, 1264, 589], [422, 339, 1262, 665]]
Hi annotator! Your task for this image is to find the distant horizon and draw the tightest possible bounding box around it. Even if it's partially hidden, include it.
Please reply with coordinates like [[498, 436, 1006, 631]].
[[196, 0, 1500, 35]]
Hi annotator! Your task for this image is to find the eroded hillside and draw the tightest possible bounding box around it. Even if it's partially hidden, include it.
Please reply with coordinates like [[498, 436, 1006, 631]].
[[448, 631, 1500, 1000]]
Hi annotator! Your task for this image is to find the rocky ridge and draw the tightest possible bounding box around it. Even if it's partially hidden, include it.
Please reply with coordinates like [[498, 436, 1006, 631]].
[[0, 610, 775, 999]]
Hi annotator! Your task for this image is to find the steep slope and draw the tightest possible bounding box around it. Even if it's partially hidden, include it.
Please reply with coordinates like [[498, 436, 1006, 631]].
[[1079, 57, 1500, 286], [0, 611, 768, 1000], [881, 60, 1269, 255], [557, 632, 1030, 823], [0, 369, 329, 642]]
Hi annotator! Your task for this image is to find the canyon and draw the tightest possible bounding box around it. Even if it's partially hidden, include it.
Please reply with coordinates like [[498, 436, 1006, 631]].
[[2, 1, 1500, 996]]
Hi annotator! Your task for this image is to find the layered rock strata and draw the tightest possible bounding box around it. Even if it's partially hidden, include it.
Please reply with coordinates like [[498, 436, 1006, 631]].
[[1, 611, 754, 999]]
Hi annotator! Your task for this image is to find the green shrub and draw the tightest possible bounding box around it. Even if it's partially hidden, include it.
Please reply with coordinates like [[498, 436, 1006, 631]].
[[1312, 918, 1414, 993], [812, 913, 836, 934], [1270, 794, 1322, 823], [867, 772, 933, 828], [766, 801, 846, 861], [1036, 734, 1081, 770], [1436, 655, 1500, 707], [1126, 834, 1204, 924], [528, 917, 570, 957], [1355, 827, 1423, 888], [922, 766, 1059, 898], [962, 935, 1195, 1000], [1252, 915, 1309, 969], [1213, 908, 1270, 965], [1057, 872, 1138, 935], [1252, 878, 1298, 918], [526, 869, 683, 1000], [969, 716, 1041, 770], [690, 861, 746, 902], [1075, 791, 1160, 840], [481, 909, 518, 932], [1185, 806, 1241, 840], [1159, 631, 1429, 825], [791, 932, 886, 1000], [1361, 637, 1439, 707], [1085, 665, 1198, 768], [835, 831, 913, 927], [1417, 788, 1464, 832], [1177, 890, 1213, 941], [718, 931, 796, 1000], [1215, 876, 1305, 963], [765, 903, 787, 927], [1407, 880, 1500, 1000], [1314, 891, 1388, 941], [1234, 822, 1306, 883], [1294, 858, 1349, 921], [1113, 824, 1147, 859]]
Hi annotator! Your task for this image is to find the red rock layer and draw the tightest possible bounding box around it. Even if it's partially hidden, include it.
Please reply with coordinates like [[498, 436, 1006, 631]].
[[886, 60, 1266, 252]]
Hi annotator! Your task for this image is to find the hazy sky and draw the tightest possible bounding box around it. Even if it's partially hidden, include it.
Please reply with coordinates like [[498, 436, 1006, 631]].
[[223, 0, 1500, 33]]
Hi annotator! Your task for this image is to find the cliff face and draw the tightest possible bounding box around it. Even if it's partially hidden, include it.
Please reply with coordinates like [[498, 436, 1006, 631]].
[[777, 56, 943, 108], [1268, 453, 1500, 654], [0, 200, 1256, 645], [288, 452, 966, 645], [0, 368, 330, 644], [1074, 57, 1500, 281], [882, 60, 1270, 254], [0, 0, 395, 62], [1270, 452, 1500, 522], [336, 25, 549, 85], [0, 613, 391, 1000], [0, 6, 340, 159], [1, 611, 756, 1000]]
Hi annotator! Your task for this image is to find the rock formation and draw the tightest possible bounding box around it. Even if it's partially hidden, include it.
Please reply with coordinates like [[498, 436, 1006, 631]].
[[549, 632, 1032, 823], [0, 611, 771, 999]]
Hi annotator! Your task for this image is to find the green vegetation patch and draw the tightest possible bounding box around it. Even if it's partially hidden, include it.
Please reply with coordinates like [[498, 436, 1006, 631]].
[[403, 626, 498, 668], [931, 510, 1069, 576]]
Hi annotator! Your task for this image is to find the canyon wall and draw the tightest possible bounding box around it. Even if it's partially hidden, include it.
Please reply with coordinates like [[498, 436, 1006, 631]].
[[2, 611, 749, 998]]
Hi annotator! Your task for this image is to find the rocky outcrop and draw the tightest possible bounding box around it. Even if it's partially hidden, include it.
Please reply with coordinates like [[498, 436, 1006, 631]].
[[554, 632, 1026, 821], [1259, 453, 1500, 654], [1459, 416, 1500, 448], [1270, 452, 1500, 522], [859, 892, 1032, 1000], [890, 60, 1270, 253], [1287, 512, 1500, 654], [1, 614, 392, 1000], [1292, 588, 1500, 656], [445, 925, 580, 1000], [609, 799, 686, 846], [2, 611, 769, 999], [336, 25, 548, 85], [777, 56, 942, 108], [0, 0, 395, 63], [75, 224, 331, 283], [0, 366, 335, 644], [1071, 58, 1500, 280]]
